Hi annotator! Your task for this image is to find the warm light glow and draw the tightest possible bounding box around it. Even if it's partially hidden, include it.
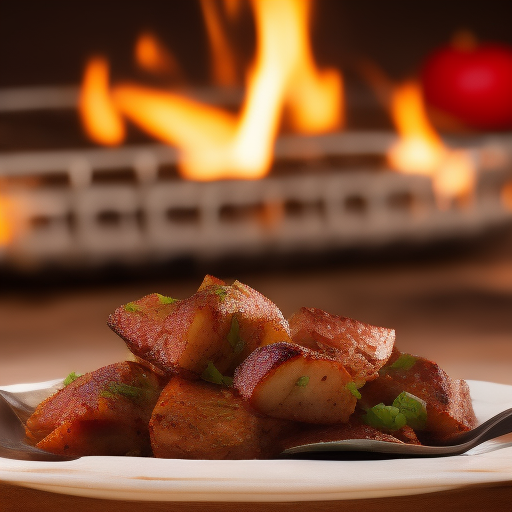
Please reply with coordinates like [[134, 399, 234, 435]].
[[107, 0, 343, 181], [387, 82, 475, 203], [135, 32, 181, 76], [112, 84, 237, 151], [201, 0, 239, 86], [283, 0, 344, 133], [387, 82, 445, 175], [0, 195, 14, 246], [223, 0, 243, 20], [79, 0, 343, 181], [500, 181, 512, 211], [79, 57, 125, 146]]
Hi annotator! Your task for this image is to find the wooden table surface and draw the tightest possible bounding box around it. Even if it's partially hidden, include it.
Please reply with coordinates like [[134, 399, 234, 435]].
[[1, 243, 512, 510]]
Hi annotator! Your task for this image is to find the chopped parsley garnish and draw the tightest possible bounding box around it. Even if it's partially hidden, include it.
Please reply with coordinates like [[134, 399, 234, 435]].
[[101, 382, 145, 400], [363, 403, 407, 430], [124, 302, 141, 313], [295, 376, 310, 387], [227, 316, 245, 355], [345, 381, 361, 399], [63, 371, 83, 386], [201, 362, 233, 387], [214, 286, 228, 301], [389, 354, 417, 371], [156, 293, 178, 305], [379, 354, 417, 376], [363, 391, 428, 431], [392, 391, 427, 430]]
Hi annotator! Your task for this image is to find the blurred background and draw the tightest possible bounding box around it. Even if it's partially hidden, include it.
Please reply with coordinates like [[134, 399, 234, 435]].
[[0, 0, 511, 386]]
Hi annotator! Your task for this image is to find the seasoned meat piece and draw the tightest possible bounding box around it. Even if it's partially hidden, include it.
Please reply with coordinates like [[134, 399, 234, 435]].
[[289, 307, 395, 385], [107, 277, 291, 378], [359, 349, 477, 443], [25, 361, 163, 457], [233, 342, 357, 424], [150, 377, 292, 459]]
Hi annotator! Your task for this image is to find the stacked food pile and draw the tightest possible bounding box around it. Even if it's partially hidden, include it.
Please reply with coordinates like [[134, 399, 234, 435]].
[[25, 275, 477, 459]]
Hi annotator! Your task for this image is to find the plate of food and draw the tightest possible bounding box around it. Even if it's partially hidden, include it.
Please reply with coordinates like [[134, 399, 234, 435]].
[[1, 275, 512, 502]]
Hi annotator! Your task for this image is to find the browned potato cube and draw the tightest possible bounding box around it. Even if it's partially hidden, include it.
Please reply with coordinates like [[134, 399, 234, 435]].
[[233, 342, 357, 424], [25, 361, 163, 457], [150, 377, 291, 459], [359, 349, 477, 443], [107, 277, 291, 377], [289, 307, 395, 385]]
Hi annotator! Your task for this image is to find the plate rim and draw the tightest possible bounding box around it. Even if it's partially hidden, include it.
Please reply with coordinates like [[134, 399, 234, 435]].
[[1, 378, 512, 502]]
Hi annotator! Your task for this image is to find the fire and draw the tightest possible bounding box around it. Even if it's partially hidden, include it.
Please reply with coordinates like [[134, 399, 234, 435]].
[[387, 82, 475, 204], [78, 57, 126, 146], [135, 32, 182, 77], [0, 195, 14, 246], [282, 0, 343, 133], [79, 0, 344, 181], [201, 0, 240, 86]]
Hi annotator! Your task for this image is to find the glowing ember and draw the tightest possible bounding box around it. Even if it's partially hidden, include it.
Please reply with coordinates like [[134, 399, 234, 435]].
[[79, 57, 126, 146], [79, 0, 343, 181], [387, 82, 475, 204]]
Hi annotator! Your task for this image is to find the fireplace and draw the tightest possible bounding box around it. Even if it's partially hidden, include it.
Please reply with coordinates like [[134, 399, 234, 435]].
[[0, 0, 511, 274]]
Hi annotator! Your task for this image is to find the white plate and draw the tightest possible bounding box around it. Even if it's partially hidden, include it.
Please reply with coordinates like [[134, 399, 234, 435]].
[[1, 379, 512, 502]]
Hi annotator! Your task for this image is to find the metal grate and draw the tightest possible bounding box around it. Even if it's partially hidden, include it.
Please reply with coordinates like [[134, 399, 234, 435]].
[[0, 83, 511, 269], [1, 130, 512, 269]]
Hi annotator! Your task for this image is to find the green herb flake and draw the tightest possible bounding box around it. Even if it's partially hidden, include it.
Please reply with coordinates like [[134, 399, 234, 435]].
[[227, 316, 245, 355], [63, 371, 83, 386], [392, 391, 427, 430], [295, 376, 310, 387], [156, 293, 178, 305], [124, 302, 141, 313], [214, 286, 228, 301], [390, 354, 417, 371], [201, 361, 232, 387], [345, 381, 362, 399], [101, 382, 144, 400], [221, 375, 233, 387], [363, 403, 407, 431]]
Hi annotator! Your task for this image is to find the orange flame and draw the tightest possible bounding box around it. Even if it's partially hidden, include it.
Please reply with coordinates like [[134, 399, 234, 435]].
[[201, 0, 239, 86], [0, 195, 15, 246], [80, 0, 343, 181], [78, 57, 126, 146], [282, 0, 343, 133], [135, 32, 182, 77], [387, 82, 475, 204]]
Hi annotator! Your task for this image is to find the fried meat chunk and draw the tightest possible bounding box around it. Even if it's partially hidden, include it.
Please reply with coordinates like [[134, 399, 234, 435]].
[[107, 277, 291, 378], [25, 361, 163, 457], [289, 307, 395, 385], [359, 349, 477, 443], [150, 377, 291, 459], [233, 342, 357, 424]]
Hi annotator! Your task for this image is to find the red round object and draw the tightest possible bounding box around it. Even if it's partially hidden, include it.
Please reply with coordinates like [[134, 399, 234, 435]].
[[421, 43, 512, 130]]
